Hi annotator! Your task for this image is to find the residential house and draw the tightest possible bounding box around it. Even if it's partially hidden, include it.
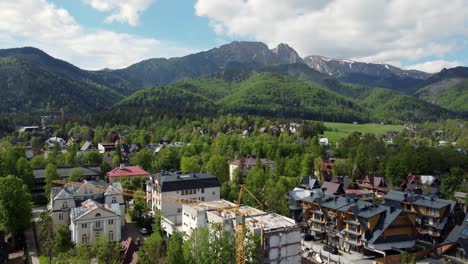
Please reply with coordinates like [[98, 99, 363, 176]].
[[98, 142, 116, 154], [146, 171, 221, 235], [70, 199, 122, 244], [49, 180, 125, 228], [384, 191, 457, 244], [400, 174, 441, 195], [229, 156, 275, 181], [330, 176, 352, 191], [437, 214, 468, 262], [181, 200, 301, 264], [106, 165, 150, 183], [33, 166, 102, 203], [358, 174, 389, 196]]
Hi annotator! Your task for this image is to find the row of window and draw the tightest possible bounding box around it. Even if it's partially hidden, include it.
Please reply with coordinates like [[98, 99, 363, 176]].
[[81, 219, 114, 228], [82, 231, 113, 243], [179, 188, 205, 195]]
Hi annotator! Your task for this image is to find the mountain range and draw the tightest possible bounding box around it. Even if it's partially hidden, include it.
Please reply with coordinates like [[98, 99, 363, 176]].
[[0, 41, 466, 122]]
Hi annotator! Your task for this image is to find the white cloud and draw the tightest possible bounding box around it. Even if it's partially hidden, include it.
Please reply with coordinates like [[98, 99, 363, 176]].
[[0, 0, 195, 70], [84, 0, 154, 26], [195, 0, 468, 65], [405, 60, 463, 73]]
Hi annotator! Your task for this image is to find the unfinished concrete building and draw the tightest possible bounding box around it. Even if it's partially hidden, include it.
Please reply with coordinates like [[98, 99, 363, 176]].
[[182, 200, 301, 264]]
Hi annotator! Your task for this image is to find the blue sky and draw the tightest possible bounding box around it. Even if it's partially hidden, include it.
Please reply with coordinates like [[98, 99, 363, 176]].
[[0, 0, 466, 72]]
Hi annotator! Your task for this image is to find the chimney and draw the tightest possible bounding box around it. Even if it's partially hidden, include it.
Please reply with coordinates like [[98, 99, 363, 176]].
[[120, 164, 125, 169]]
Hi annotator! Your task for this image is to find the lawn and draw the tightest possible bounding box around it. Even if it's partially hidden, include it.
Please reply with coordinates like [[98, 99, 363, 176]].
[[322, 122, 403, 143]]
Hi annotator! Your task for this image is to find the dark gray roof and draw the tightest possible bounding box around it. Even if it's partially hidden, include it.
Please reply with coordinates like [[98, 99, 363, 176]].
[[440, 215, 468, 253], [154, 172, 220, 192], [34, 166, 102, 179]]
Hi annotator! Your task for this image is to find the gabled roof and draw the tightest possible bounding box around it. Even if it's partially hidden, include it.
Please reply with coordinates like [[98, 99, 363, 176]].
[[70, 199, 121, 222], [80, 141, 92, 151], [321, 181, 344, 194], [439, 215, 468, 253], [104, 182, 123, 196], [107, 166, 150, 178], [52, 187, 74, 200]]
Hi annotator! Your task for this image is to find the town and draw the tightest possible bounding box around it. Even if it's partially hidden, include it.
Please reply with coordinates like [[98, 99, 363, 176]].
[[0, 115, 466, 264]]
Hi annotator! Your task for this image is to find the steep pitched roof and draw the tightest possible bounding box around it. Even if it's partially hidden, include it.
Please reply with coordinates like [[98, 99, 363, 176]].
[[321, 181, 344, 194]]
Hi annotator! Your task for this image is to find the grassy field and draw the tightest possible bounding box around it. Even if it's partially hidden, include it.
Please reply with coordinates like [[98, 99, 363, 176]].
[[322, 122, 404, 143]]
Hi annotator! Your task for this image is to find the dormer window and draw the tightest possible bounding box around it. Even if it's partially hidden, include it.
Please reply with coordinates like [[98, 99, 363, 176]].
[[62, 202, 68, 208], [112, 197, 117, 203], [95, 213, 101, 217]]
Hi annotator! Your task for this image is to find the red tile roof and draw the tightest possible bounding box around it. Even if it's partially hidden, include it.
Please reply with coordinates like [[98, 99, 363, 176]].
[[107, 166, 150, 178]]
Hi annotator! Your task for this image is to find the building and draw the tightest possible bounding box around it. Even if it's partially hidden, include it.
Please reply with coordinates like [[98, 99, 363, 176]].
[[33, 166, 102, 203], [98, 142, 116, 153], [437, 214, 468, 262], [300, 191, 418, 254], [181, 200, 301, 264], [299, 176, 321, 190], [358, 174, 388, 196], [49, 180, 125, 229], [345, 189, 374, 201], [146, 171, 221, 235], [229, 156, 275, 181], [106, 165, 150, 183], [70, 199, 122, 244], [400, 174, 441, 195], [384, 191, 457, 244]]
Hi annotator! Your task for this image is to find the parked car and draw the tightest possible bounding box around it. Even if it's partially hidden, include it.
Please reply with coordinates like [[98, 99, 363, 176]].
[[139, 228, 148, 235], [323, 245, 338, 255]]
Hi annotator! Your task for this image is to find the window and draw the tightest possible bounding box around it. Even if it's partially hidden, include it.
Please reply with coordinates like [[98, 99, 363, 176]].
[[109, 231, 114, 241], [82, 234, 88, 243], [82, 223, 87, 228], [201, 197, 205, 201], [95, 232, 100, 238], [112, 197, 117, 203], [59, 213, 64, 220], [96, 221, 101, 228], [177, 208, 182, 213], [95, 213, 101, 217], [109, 219, 114, 225], [212, 191, 216, 195], [189, 189, 193, 195], [194, 189, 197, 194], [201, 188, 204, 193], [62, 201, 68, 208]]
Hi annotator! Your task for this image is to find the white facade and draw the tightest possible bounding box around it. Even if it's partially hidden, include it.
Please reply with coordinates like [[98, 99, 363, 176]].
[[146, 173, 221, 235], [181, 200, 301, 264], [50, 181, 126, 228], [70, 200, 121, 244]]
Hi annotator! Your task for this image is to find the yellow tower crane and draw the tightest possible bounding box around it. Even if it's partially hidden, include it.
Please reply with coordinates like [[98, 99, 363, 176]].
[[52, 180, 264, 264]]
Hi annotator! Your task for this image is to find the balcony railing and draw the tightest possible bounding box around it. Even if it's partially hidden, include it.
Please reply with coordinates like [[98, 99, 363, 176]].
[[344, 219, 359, 225], [309, 218, 325, 224], [344, 229, 361, 236]]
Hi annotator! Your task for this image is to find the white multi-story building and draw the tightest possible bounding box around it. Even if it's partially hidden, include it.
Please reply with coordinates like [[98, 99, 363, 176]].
[[146, 172, 221, 235], [70, 199, 122, 244], [181, 200, 302, 264], [50, 180, 125, 229]]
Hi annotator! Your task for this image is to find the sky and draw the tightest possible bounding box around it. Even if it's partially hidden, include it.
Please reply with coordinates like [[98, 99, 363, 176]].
[[0, 0, 467, 72]]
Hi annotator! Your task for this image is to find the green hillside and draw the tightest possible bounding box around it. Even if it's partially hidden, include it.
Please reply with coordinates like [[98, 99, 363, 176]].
[[415, 78, 468, 114], [218, 73, 367, 122], [0, 47, 135, 113]]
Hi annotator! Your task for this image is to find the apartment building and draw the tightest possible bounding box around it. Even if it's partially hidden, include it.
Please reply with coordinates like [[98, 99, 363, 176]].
[[146, 171, 220, 235], [384, 191, 457, 244], [181, 200, 301, 264], [300, 191, 418, 254], [229, 156, 275, 181]]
